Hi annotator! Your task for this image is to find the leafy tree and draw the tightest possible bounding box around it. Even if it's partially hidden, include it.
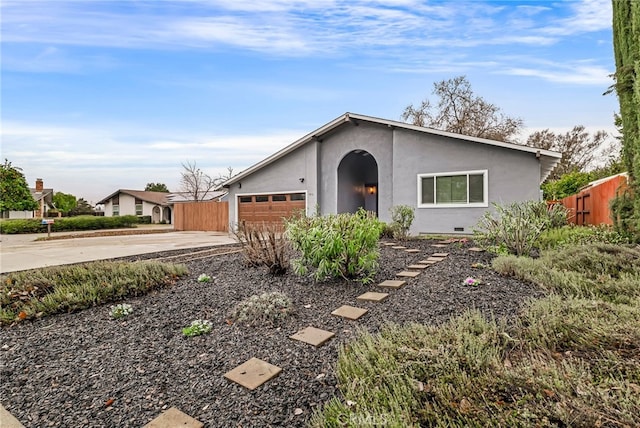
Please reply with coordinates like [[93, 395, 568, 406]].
[[69, 198, 93, 216], [612, 0, 640, 237], [145, 182, 169, 192], [526, 126, 610, 180], [52, 192, 77, 213], [401, 76, 523, 142], [0, 159, 38, 212]]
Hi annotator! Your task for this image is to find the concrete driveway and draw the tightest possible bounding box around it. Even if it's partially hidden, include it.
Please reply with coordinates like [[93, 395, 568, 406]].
[[0, 229, 236, 273]]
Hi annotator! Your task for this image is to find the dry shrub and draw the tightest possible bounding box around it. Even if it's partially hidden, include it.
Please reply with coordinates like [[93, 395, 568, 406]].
[[233, 221, 290, 275]]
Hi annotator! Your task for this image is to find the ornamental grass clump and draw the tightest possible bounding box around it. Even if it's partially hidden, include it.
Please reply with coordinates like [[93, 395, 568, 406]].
[[285, 208, 384, 284], [0, 261, 188, 324], [228, 291, 293, 327], [182, 319, 212, 337]]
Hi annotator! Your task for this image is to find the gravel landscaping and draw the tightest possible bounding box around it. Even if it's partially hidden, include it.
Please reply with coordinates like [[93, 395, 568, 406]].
[[0, 239, 545, 427]]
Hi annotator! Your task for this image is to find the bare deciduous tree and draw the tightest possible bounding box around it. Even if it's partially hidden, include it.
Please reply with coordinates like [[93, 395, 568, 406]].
[[526, 126, 611, 180], [180, 162, 234, 201], [401, 75, 523, 142], [180, 161, 216, 201]]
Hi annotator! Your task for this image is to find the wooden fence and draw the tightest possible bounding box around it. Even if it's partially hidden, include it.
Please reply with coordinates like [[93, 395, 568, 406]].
[[559, 174, 627, 226], [173, 201, 229, 232]]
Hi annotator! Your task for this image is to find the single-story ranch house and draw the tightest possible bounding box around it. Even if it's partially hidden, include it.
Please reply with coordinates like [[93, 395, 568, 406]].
[[97, 190, 172, 223], [223, 113, 562, 235]]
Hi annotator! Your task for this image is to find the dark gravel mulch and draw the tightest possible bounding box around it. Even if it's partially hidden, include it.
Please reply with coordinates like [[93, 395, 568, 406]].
[[0, 239, 545, 427]]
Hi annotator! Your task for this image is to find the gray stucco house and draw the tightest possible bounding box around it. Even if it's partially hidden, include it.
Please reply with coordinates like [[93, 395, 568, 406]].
[[222, 113, 561, 235]]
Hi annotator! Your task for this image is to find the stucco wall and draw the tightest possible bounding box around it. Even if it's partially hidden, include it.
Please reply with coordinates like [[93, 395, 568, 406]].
[[226, 120, 543, 235], [318, 122, 394, 222], [392, 128, 541, 234], [226, 141, 319, 224]]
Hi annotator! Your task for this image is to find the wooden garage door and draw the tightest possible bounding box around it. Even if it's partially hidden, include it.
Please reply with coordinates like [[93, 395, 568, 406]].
[[238, 193, 306, 224]]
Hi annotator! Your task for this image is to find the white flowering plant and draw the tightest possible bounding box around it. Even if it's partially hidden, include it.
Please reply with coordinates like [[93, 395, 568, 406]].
[[110, 303, 133, 319], [182, 319, 213, 337], [197, 274, 212, 283]]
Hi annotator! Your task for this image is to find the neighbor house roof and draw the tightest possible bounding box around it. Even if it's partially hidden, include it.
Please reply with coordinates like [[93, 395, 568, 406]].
[[96, 190, 170, 206], [223, 112, 562, 186], [166, 190, 227, 203], [30, 188, 54, 203]]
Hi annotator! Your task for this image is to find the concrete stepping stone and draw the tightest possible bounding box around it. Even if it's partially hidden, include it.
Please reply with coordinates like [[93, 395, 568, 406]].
[[382, 242, 396, 246], [392, 245, 407, 249], [426, 257, 446, 262], [407, 264, 429, 269], [418, 259, 439, 265], [432, 252, 450, 257], [405, 249, 421, 253], [357, 291, 389, 302], [331, 305, 368, 320], [397, 270, 420, 278], [224, 357, 282, 390], [144, 407, 203, 428], [431, 244, 447, 248], [469, 247, 484, 252], [0, 404, 24, 428], [290, 326, 335, 347], [378, 279, 406, 289]]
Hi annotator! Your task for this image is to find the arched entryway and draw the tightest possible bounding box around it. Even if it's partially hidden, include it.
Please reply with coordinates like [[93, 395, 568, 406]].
[[337, 150, 378, 215], [152, 206, 161, 223], [163, 207, 172, 224]]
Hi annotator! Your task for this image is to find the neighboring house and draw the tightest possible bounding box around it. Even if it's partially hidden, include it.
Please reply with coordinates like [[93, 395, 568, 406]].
[[30, 178, 55, 218], [97, 190, 172, 223], [222, 112, 562, 235], [560, 172, 628, 226]]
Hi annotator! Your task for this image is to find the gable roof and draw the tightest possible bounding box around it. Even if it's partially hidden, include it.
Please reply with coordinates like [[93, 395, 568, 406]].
[[166, 190, 227, 203], [96, 189, 170, 206], [30, 188, 54, 203], [223, 112, 562, 186]]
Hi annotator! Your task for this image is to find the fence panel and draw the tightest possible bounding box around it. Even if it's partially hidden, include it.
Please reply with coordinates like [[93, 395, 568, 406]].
[[173, 201, 229, 232]]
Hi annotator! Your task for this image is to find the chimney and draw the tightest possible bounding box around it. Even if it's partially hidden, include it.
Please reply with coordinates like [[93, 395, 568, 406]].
[[35, 178, 44, 192]]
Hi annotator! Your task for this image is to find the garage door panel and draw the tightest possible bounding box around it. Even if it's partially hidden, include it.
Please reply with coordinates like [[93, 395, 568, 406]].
[[238, 193, 306, 224]]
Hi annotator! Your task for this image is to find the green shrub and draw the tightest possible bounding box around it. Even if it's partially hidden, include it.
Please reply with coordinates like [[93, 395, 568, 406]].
[[0, 261, 188, 324], [474, 201, 568, 256], [537, 224, 630, 249], [228, 291, 293, 326], [0, 215, 139, 234], [379, 222, 396, 239], [389, 204, 415, 240], [233, 221, 289, 275], [137, 215, 152, 224], [285, 208, 384, 284]]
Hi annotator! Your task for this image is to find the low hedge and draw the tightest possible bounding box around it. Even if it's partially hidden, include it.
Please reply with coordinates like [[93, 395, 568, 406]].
[[0, 215, 139, 234]]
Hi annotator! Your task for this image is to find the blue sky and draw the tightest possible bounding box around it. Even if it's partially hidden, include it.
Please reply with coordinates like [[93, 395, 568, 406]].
[[1, 0, 619, 204]]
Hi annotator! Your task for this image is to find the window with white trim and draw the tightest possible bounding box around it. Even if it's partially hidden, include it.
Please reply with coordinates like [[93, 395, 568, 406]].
[[417, 170, 488, 208]]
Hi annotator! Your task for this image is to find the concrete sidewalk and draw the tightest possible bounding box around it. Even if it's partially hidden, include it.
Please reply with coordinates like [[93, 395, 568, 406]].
[[0, 230, 236, 273]]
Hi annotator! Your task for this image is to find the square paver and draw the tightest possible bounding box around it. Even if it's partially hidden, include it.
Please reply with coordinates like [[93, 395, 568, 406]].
[[290, 326, 335, 347], [144, 407, 204, 428], [378, 279, 406, 289], [469, 247, 484, 252], [426, 257, 446, 262], [357, 291, 389, 302], [382, 242, 396, 246], [407, 264, 429, 269], [431, 244, 447, 248], [391, 246, 407, 249], [224, 357, 282, 390], [418, 260, 439, 265], [397, 270, 420, 278], [331, 305, 368, 320], [405, 249, 421, 253], [432, 252, 450, 257]]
